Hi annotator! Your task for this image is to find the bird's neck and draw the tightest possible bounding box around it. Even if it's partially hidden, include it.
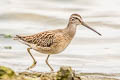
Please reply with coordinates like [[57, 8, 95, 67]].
[[65, 22, 77, 38]]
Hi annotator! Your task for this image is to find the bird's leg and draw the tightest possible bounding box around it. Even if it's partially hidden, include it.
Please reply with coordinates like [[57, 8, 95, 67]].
[[26, 48, 37, 70], [45, 55, 54, 71]]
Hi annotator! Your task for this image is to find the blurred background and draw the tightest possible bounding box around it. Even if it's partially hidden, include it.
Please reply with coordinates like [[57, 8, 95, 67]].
[[0, 0, 120, 73]]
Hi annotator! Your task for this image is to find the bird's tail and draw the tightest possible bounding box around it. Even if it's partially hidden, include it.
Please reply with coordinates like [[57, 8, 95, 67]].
[[13, 35, 22, 40], [14, 35, 30, 46]]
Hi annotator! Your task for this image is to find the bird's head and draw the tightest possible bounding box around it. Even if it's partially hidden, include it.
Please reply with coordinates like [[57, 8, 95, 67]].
[[69, 14, 102, 36]]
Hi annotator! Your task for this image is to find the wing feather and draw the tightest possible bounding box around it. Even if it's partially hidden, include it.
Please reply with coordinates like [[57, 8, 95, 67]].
[[16, 31, 55, 47]]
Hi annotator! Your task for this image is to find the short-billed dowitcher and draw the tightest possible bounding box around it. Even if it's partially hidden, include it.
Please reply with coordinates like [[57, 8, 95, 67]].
[[14, 14, 101, 71]]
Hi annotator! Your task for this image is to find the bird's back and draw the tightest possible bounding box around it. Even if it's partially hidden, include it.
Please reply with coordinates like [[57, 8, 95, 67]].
[[15, 29, 72, 54]]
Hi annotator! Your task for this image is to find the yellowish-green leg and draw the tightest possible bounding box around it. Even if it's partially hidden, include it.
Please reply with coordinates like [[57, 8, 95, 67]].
[[26, 48, 37, 70], [46, 55, 54, 71]]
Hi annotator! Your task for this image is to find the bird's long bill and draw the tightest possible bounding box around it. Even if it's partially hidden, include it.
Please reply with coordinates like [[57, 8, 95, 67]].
[[81, 22, 102, 36]]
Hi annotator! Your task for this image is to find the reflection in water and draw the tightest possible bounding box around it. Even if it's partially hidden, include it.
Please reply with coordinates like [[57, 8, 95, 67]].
[[0, 0, 120, 74]]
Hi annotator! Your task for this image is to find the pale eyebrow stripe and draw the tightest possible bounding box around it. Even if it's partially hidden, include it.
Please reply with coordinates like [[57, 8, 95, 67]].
[[73, 16, 81, 19], [72, 16, 81, 22]]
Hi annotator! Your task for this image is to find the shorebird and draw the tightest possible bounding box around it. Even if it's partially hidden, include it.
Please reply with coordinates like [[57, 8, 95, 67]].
[[14, 14, 101, 71]]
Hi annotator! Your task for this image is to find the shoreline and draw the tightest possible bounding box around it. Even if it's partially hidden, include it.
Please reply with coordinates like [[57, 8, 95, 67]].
[[0, 66, 120, 80]]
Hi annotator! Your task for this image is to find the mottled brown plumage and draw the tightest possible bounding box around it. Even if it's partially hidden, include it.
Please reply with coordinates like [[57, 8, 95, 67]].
[[14, 14, 101, 71], [16, 31, 55, 47]]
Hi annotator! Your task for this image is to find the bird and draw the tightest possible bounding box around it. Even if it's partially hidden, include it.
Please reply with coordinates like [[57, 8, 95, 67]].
[[14, 14, 101, 71]]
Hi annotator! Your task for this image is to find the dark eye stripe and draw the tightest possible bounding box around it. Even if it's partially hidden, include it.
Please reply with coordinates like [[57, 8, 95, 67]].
[[72, 17, 81, 22], [73, 17, 79, 19]]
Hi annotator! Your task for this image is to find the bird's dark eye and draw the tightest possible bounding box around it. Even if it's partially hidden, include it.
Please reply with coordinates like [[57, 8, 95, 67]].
[[71, 18, 75, 21], [71, 17, 79, 21]]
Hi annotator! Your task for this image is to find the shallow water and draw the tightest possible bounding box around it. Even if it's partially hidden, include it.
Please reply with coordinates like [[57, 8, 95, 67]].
[[0, 0, 120, 74]]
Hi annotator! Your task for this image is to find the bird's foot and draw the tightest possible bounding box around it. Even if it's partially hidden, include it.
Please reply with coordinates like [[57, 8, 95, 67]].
[[26, 61, 37, 70]]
